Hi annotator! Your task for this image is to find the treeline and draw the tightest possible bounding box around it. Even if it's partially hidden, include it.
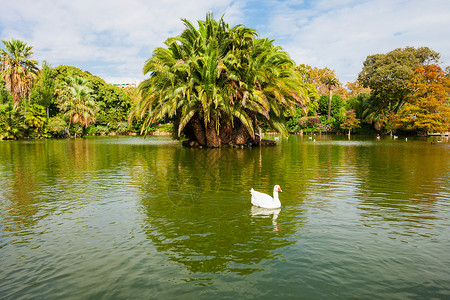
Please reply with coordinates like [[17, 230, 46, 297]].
[[0, 67, 144, 139], [0, 44, 146, 140], [1, 37, 449, 141], [286, 47, 450, 136]]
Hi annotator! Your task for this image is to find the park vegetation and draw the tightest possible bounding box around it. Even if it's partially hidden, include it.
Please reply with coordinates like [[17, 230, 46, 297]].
[[130, 13, 309, 147], [1, 16, 449, 144]]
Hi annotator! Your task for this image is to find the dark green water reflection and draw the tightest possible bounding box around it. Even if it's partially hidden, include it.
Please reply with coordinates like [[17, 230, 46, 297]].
[[0, 135, 449, 299]]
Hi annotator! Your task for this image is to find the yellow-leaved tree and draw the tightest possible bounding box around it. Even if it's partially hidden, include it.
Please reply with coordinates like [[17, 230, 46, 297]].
[[397, 64, 450, 134]]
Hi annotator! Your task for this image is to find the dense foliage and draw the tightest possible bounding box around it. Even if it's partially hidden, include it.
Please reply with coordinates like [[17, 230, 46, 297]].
[[131, 13, 309, 147], [287, 47, 449, 136], [0, 54, 135, 139], [397, 65, 450, 133], [57, 75, 99, 136], [340, 109, 361, 136], [1, 35, 449, 141], [358, 47, 440, 115]]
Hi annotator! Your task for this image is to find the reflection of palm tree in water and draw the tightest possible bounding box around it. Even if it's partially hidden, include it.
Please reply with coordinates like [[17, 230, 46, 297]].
[[140, 198, 298, 276], [141, 147, 305, 275], [166, 149, 236, 207], [166, 170, 200, 207]]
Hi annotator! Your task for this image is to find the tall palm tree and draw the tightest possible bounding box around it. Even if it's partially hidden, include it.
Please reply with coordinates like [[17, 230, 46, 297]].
[[132, 13, 309, 147], [323, 77, 339, 120], [0, 39, 38, 108], [57, 75, 98, 135]]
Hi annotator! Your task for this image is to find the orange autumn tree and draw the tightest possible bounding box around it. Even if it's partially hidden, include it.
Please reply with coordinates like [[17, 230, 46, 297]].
[[340, 109, 360, 136], [398, 64, 450, 134], [380, 111, 399, 136]]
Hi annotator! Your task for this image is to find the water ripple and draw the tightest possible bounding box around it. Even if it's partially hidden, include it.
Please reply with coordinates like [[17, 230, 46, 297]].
[[1, 136, 449, 299]]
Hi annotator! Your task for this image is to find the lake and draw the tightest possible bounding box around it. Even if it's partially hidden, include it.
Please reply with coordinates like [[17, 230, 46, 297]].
[[1, 135, 449, 299]]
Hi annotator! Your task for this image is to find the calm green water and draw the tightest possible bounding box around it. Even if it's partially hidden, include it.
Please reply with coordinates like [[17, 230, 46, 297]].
[[1, 135, 449, 299]]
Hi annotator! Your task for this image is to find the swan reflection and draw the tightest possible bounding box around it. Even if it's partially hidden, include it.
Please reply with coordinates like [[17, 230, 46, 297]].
[[251, 206, 281, 231]]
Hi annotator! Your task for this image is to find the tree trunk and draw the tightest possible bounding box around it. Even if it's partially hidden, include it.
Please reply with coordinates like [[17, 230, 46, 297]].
[[234, 122, 251, 145], [191, 117, 207, 146], [13, 94, 20, 108], [259, 127, 262, 147], [67, 119, 72, 138], [183, 117, 258, 147], [218, 120, 233, 145], [328, 87, 332, 120], [205, 120, 220, 147]]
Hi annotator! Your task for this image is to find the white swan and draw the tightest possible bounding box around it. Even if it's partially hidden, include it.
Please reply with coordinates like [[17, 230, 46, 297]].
[[250, 185, 282, 208]]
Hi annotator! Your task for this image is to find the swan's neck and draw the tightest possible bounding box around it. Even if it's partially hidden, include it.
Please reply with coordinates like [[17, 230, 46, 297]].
[[273, 191, 279, 201]]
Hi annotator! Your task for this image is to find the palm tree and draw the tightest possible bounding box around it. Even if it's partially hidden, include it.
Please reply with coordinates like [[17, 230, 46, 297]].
[[57, 75, 98, 136], [323, 77, 339, 120], [0, 102, 25, 140], [131, 13, 309, 147], [0, 39, 38, 109]]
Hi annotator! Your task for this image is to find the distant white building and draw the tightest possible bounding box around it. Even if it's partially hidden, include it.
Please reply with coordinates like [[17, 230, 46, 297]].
[[111, 80, 141, 88]]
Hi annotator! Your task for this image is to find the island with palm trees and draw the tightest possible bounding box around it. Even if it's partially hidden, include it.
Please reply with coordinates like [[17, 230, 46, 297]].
[[1, 14, 449, 143]]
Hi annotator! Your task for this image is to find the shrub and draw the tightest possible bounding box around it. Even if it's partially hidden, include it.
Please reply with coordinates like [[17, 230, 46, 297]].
[[86, 125, 110, 135], [25, 104, 50, 139], [115, 121, 130, 133], [0, 104, 25, 140], [47, 116, 68, 138]]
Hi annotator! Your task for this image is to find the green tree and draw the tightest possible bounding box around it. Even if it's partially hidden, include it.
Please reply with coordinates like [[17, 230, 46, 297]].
[[345, 80, 371, 98], [358, 47, 440, 114], [346, 92, 371, 121], [0, 78, 13, 104], [46, 116, 68, 138], [0, 38, 38, 108], [318, 94, 345, 120], [25, 103, 48, 138], [57, 75, 98, 136], [0, 102, 25, 140], [131, 13, 309, 147], [32, 61, 55, 118], [92, 79, 131, 129], [53, 65, 132, 130]]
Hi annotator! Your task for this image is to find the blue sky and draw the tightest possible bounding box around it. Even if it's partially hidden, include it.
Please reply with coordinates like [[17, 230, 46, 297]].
[[1, 0, 449, 84]]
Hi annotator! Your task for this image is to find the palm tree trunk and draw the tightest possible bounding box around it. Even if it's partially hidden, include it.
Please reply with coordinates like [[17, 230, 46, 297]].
[[259, 127, 262, 147], [191, 117, 206, 146], [205, 120, 220, 147], [67, 119, 71, 138], [13, 94, 20, 108], [218, 120, 232, 145], [328, 87, 332, 120], [234, 123, 251, 145]]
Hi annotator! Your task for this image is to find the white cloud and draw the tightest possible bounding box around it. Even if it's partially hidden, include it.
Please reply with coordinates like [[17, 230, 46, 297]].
[[1, 0, 240, 80], [263, 0, 450, 82], [1, 0, 449, 84]]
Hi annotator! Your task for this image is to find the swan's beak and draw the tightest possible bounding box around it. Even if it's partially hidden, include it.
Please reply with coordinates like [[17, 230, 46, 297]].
[[278, 187, 282, 192]]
